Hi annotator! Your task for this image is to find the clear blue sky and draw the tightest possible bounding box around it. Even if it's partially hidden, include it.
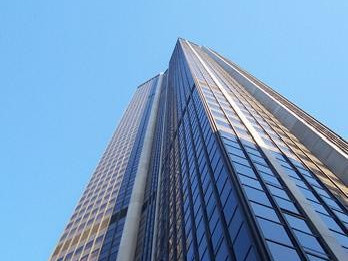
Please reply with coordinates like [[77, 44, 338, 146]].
[[0, 1, 347, 260]]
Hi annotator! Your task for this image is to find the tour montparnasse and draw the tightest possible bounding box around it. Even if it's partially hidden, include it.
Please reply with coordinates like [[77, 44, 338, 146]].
[[50, 39, 348, 261]]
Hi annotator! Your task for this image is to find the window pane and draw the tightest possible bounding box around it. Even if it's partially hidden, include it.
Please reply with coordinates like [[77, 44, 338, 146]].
[[243, 186, 271, 207], [238, 174, 262, 190], [258, 218, 292, 246], [273, 196, 299, 214], [266, 241, 301, 261], [233, 163, 256, 178], [250, 202, 279, 222], [284, 214, 311, 234], [294, 231, 327, 256]]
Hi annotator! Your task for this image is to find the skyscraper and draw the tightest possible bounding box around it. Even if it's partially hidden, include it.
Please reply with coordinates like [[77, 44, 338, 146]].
[[50, 39, 348, 261]]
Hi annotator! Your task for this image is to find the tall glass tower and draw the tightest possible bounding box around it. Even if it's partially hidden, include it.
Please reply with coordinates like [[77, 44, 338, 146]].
[[50, 39, 348, 261]]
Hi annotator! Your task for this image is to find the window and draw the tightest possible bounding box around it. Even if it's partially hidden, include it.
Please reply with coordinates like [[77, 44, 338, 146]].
[[284, 214, 311, 234], [266, 241, 301, 261], [231, 156, 250, 166], [215, 240, 229, 261], [268, 185, 289, 200], [258, 217, 292, 246], [238, 174, 262, 190], [294, 231, 327, 257], [273, 196, 299, 214], [250, 202, 279, 222], [223, 194, 238, 222], [255, 164, 273, 175], [228, 209, 243, 240], [233, 163, 256, 179], [259, 172, 281, 187], [243, 186, 271, 207]]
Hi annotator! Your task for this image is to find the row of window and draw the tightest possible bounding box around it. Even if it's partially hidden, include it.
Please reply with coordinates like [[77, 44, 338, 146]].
[[213, 65, 348, 253], [197, 59, 334, 261], [156, 43, 261, 261]]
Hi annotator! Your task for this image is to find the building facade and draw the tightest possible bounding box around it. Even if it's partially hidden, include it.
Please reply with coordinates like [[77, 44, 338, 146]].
[[50, 39, 348, 261]]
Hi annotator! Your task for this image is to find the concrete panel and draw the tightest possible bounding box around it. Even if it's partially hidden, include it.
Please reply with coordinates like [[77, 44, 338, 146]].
[[116, 74, 164, 261]]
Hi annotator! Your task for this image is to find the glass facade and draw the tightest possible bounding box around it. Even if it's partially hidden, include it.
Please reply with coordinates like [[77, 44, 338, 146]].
[[50, 39, 348, 261], [50, 75, 163, 261]]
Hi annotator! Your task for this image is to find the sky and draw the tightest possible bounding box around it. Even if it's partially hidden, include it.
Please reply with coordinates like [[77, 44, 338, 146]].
[[0, 1, 347, 260]]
